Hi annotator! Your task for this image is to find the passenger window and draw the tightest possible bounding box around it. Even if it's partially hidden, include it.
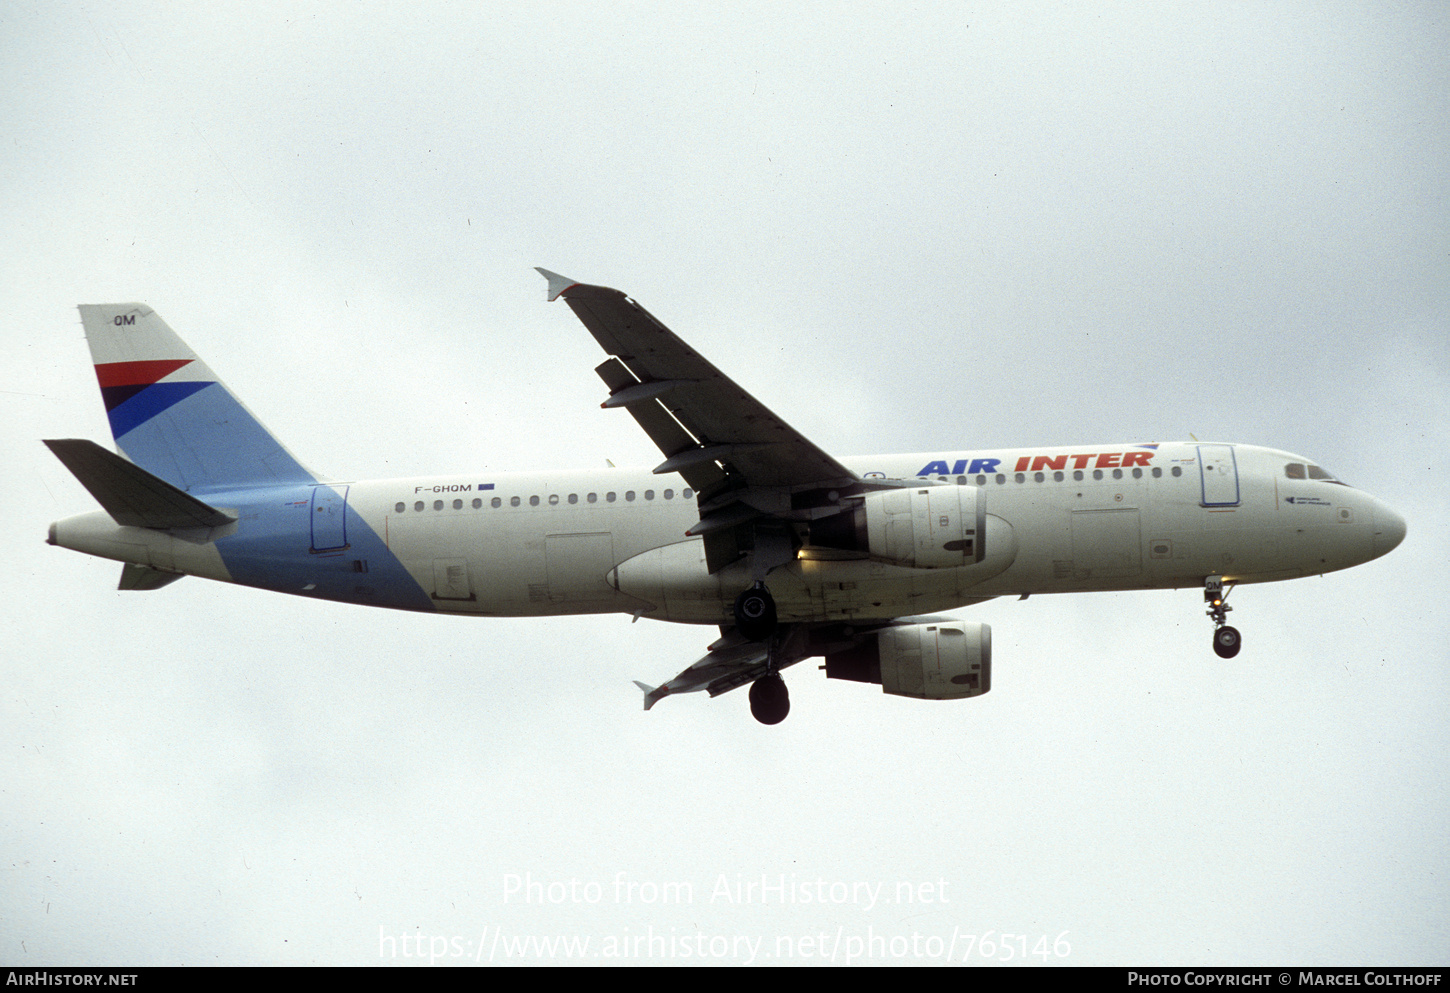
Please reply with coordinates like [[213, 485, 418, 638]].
[[645, 490, 654, 500], [625, 491, 636, 501], [587, 493, 597, 503], [529, 495, 540, 506], [1112, 469, 1123, 480], [1053, 471, 1064, 482], [1171, 466, 1182, 477], [510, 496, 521, 507], [976, 475, 987, 486], [664, 489, 674, 499], [1132, 468, 1142, 479], [472, 498, 482, 509], [568, 493, 578, 504], [683, 489, 693, 499], [1152, 467, 1162, 478], [433, 500, 443, 511], [1073, 470, 1083, 482], [395, 502, 405, 513], [491, 497, 501, 508], [1093, 470, 1104, 481], [548, 494, 559, 505], [452, 499, 463, 510], [1033, 472, 1045, 483], [607, 492, 617, 503], [414, 501, 424, 512]]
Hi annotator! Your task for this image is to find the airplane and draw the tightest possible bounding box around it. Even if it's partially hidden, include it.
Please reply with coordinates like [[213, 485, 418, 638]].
[[44, 270, 1408, 724]]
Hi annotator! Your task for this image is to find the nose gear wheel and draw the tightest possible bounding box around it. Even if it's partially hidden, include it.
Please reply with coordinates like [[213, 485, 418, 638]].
[[1204, 576, 1242, 659]]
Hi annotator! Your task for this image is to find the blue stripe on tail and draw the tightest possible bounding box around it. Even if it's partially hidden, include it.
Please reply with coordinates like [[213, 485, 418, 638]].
[[107, 381, 214, 438], [113, 379, 316, 493]]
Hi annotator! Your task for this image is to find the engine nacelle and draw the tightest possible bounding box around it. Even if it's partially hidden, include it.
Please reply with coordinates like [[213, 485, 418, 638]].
[[812, 485, 986, 569], [824, 620, 992, 700], [865, 485, 984, 568]]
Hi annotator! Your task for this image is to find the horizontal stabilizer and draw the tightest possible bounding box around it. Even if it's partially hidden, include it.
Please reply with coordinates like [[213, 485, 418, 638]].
[[119, 562, 185, 591], [44, 439, 236, 530]]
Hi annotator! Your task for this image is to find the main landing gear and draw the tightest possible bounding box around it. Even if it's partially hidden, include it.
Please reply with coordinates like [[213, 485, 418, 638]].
[[1204, 576, 1241, 659], [733, 581, 777, 642], [749, 673, 790, 725], [733, 582, 789, 723]]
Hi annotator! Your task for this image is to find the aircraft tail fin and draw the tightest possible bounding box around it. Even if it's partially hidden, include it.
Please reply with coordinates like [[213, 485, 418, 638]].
[[77, 304, 316, 491], [43, 438, 235, 530]]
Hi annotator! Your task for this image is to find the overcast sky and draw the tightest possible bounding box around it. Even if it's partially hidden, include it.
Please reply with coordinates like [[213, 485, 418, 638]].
[[3, 1, 1446, 967]]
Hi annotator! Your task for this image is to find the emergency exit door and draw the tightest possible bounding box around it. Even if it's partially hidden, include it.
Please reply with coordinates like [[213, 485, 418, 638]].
[[309, 485, 350, 551]]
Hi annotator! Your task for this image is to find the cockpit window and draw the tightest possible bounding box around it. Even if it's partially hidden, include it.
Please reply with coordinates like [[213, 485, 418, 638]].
[[1286, 462, 1347, 485]]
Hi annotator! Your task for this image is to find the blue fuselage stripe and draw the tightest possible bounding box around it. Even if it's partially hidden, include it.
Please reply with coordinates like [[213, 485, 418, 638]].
[[211, 485, 435, 612]]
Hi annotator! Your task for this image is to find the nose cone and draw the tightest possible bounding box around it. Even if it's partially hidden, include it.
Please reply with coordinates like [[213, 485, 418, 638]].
[[1372, 501, 1407, 559]]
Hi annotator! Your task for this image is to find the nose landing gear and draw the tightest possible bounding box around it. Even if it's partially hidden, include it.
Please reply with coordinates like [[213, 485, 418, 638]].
[[1204, 576, 1241, 659]]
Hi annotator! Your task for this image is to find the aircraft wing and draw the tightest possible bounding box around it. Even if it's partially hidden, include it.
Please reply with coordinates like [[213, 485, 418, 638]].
[[537, 269, 861, 572], [632, 626, 813, 709]]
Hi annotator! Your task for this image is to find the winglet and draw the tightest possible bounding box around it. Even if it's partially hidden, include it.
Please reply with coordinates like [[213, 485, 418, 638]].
[[632, 680, 668, 711], [534, 268, 579, 302]]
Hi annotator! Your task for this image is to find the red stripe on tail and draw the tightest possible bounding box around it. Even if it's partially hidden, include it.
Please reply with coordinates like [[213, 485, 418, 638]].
[[94, 359, 194, 389]]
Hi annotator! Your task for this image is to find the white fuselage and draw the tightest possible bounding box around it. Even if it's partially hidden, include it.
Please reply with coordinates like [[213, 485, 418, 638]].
[[52, 441, 1402, 625]]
